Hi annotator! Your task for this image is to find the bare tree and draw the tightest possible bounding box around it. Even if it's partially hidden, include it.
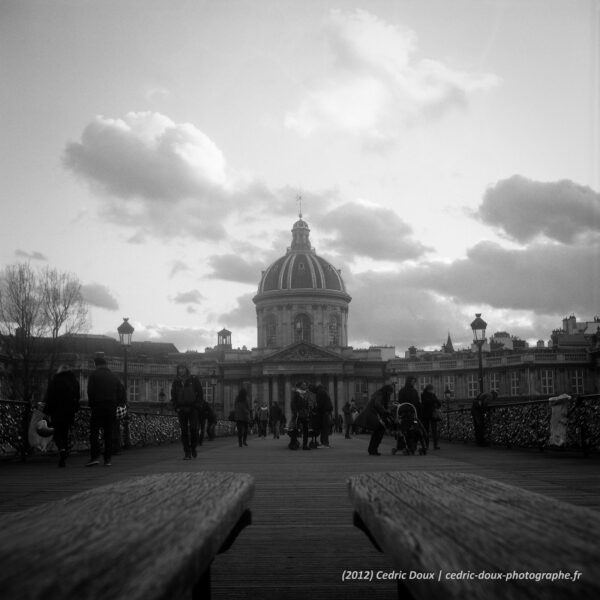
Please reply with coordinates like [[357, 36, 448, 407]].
[[0, 263, 89, 403]]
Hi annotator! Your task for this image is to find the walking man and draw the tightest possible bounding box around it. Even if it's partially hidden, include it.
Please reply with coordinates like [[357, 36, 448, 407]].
[[86, 356, 125, 467], [171, 364, 204, 459]]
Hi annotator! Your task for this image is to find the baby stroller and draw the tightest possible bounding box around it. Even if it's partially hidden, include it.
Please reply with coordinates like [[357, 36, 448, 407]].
[[391, 402, 428, 456]]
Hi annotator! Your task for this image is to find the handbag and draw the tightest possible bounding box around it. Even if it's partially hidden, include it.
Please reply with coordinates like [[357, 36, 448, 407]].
[[116, 405, 127, 420]]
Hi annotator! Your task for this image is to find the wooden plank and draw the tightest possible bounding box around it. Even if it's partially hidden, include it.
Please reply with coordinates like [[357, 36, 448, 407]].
[[0, 472, 254, 600], [348, 471, 600, 600]]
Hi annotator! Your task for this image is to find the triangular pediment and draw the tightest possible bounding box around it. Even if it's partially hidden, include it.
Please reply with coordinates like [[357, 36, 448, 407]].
[[263, 341, 343, 362]]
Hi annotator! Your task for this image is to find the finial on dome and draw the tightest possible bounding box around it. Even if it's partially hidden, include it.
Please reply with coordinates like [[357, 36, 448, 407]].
[[296, 194, 302, 218]]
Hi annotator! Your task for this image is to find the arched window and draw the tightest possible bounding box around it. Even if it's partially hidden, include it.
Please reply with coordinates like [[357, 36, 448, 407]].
[[294, 313, 311, 343], [265, 314, 277, 348], [328, 314, 340, 346]]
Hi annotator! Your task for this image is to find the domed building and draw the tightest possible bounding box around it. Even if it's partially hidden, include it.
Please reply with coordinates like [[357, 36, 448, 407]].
[[254, 214, 351, 348]]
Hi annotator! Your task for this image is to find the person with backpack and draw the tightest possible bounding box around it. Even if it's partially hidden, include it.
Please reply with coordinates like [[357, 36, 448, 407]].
[[170, 364, 204, 459]]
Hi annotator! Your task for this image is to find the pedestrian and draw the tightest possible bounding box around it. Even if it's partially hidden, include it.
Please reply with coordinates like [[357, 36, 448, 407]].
[[86, 356, 125, 467], [258, 401, 269, 438], [234, 388, 251, 447], [269, 400, 283, 439], [44, 364, 80, 467], [354, 385, 394, 455], [170, 364, 203, 460], [397, 376, 421, 419], [471, 392, 490, 446], [251, 400, 259, 435], [206, 404, 217, 441], [291, 381, 311, 450], [198, 398, 216, 445], [421, 384, 441, 450], [310, 383, 333, 448], [342, 399, 356, 439]]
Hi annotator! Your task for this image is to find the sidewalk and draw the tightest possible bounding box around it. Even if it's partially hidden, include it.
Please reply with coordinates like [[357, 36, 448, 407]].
[[2, 432, 599, 599]]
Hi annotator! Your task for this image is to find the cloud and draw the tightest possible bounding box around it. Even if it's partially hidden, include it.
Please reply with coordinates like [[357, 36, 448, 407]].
[[285, 9, 499, 141], [399, 241, 599, 316], [206, 254, 266, 284], [15, 249, 47, 261], [169, 260, 190, 278], [478, 175, 600, 243], [320, 202, 431, 261], [81, 283, 119, 310], [217, 292, 257, 332], [173, 290, 204, 305], [347, 270, 469, 349], [64, 112, 228, 199], [63, 112, 278, 240], [131, 323, 215, 353]]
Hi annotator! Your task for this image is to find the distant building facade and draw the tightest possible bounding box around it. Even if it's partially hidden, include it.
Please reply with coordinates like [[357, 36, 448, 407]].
[[2, 219, 599, 415]]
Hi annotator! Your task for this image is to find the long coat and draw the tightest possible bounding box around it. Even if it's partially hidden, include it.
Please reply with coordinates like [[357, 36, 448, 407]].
[[354, 390, 390, 431], [397, 384, 422, 419], [44, 370, 80, 426], [234, 396, 251, 422], [421, 390, 441, 421]]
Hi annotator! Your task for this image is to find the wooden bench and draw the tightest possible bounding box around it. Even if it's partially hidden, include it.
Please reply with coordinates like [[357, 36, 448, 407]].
[[348, 471, 600, 600], [0, 471, 254, 600]]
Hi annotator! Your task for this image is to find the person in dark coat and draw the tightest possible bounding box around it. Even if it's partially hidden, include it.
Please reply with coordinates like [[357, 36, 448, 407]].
[[86, 356, 125, 467], [44, 364, 80, 467], [269, 400, 284, 439], [291, 381, 311, 450], [233, 388, 251, 447], [354, 385, 394, 455], [397, 377, 421, 419], [421, 383, 441, 450], [310, 383, 333, 448], [170, 364, 204, 459], [471, 392, 490, 446], [198, 399, 217, 444]]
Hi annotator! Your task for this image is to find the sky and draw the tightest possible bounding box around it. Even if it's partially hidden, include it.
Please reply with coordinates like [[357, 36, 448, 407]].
[[1, 0, 599, 354]]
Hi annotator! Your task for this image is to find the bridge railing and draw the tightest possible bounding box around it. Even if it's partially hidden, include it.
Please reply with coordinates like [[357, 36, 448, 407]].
[[0, 401, 237, 460], [438, 394, 600, 454]]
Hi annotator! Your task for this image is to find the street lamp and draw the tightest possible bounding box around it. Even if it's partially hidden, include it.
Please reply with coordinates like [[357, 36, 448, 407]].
[[444, 387, 452, 441], [470, 313, 487, 395], [117, 317, 134, 448]]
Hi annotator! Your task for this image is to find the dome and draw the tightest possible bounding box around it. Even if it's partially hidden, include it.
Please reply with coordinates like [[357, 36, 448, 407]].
[[257, 216, 348, 295]]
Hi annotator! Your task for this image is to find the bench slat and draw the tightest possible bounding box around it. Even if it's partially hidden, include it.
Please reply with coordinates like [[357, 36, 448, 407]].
[[348, 471, 600, 600], [0, 472, 254, 600]]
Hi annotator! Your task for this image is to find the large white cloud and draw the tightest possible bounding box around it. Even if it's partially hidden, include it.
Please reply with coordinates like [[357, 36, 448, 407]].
[[478, 175, 600, 243], [64, 112, 228, 200], [285, 9, 499, 141], [63, 112, 277, 240]]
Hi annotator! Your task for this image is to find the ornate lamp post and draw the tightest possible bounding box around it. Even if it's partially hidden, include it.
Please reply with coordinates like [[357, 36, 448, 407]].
[[470, 313, 487, 395], [117, 317, 134, 448]]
